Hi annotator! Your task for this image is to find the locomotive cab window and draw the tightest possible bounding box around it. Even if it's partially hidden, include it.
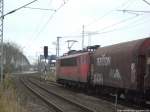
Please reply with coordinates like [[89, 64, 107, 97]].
[[60, 57, 77, 66]]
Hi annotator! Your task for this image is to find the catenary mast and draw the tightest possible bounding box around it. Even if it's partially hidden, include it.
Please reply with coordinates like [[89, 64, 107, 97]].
[[0, 0, 4, 82]]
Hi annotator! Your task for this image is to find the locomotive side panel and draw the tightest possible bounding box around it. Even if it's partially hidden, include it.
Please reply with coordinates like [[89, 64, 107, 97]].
[[56, 52, 90, 83], [56, 57, 80, 82], [79, 54, 90, 82]]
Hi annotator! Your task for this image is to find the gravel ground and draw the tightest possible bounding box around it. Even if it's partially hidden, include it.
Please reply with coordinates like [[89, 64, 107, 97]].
[[12, 75, 51, 112], [11, 73, 140, 112], [31, 77, 131, 112]]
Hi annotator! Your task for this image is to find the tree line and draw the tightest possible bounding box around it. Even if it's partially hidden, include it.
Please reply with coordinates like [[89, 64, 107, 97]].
[[0, 42, 30, 73]]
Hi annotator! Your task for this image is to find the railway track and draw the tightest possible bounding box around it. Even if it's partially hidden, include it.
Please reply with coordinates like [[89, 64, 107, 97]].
[[31, 77, 150, 111], [29, 77, 134, 111], [21, 77, 95, 112], [45, 80, 150, 110]]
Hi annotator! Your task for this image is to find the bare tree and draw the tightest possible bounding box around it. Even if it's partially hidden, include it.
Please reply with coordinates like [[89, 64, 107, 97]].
[[0, 42, 30, 73]]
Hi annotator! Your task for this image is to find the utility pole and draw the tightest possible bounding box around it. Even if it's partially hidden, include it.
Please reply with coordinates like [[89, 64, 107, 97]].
[[56, 37, 62, 57], [0, 0, 4, 82], [66, 40, 78, 51], [82, 25, 85, 49]]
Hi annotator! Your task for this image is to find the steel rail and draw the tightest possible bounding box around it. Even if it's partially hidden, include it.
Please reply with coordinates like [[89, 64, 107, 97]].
[[20, 77, 64, 112], [28, 78, 95, 112]]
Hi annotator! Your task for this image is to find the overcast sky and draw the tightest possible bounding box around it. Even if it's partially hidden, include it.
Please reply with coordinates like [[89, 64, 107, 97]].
[[4, 0, 150, 63]]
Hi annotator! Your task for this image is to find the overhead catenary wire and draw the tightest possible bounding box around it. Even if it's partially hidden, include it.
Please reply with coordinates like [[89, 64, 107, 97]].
[[34, 0, 69, 38], [142, 0, 150, 6], [94, 14, 139, 33], [62, 16, 144, 38], [119, 0, 135, 9], [85, 0, 135, 28], [27, 0, 70, 48], [64, 0, 137, 45], [49, 11, 146, 41], [51, 0, 150, 52], [59, 0, 138, 47], [59, 12, 141, 41], [58, 0, 136, 47], [11, 0, 150, 57], [25, 0, 56, 48], [117, 9, 150, 14], [64, 0, 148, 39], [24, 7, 56, 11], [77, 0, 150, 44], [52, 0, 149, 47], [2, 0, 38, 18], [60, 12, 148, 40], [84, 0, 143, 36], [86, 15, 150, 36], [16, 0, 68, 55]]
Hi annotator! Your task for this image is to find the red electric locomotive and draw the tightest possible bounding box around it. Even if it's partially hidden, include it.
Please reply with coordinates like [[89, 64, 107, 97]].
[[56, 51, 91, 87]]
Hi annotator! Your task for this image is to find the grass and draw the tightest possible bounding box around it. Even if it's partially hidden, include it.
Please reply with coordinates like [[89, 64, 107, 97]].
[[0, 74, 26, 112]]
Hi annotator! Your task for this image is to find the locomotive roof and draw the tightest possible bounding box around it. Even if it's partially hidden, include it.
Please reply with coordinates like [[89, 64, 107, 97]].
[[58, 52, 89, 59], [95, 37, 150, 56]]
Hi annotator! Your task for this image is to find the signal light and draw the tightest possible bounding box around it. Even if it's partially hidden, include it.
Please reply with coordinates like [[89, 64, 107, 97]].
[[44, 46, 48, 58]]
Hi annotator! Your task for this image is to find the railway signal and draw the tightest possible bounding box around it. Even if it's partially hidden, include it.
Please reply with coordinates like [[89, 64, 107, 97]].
[[43, 46, 48, 80], [44, 46, 48, 59]]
